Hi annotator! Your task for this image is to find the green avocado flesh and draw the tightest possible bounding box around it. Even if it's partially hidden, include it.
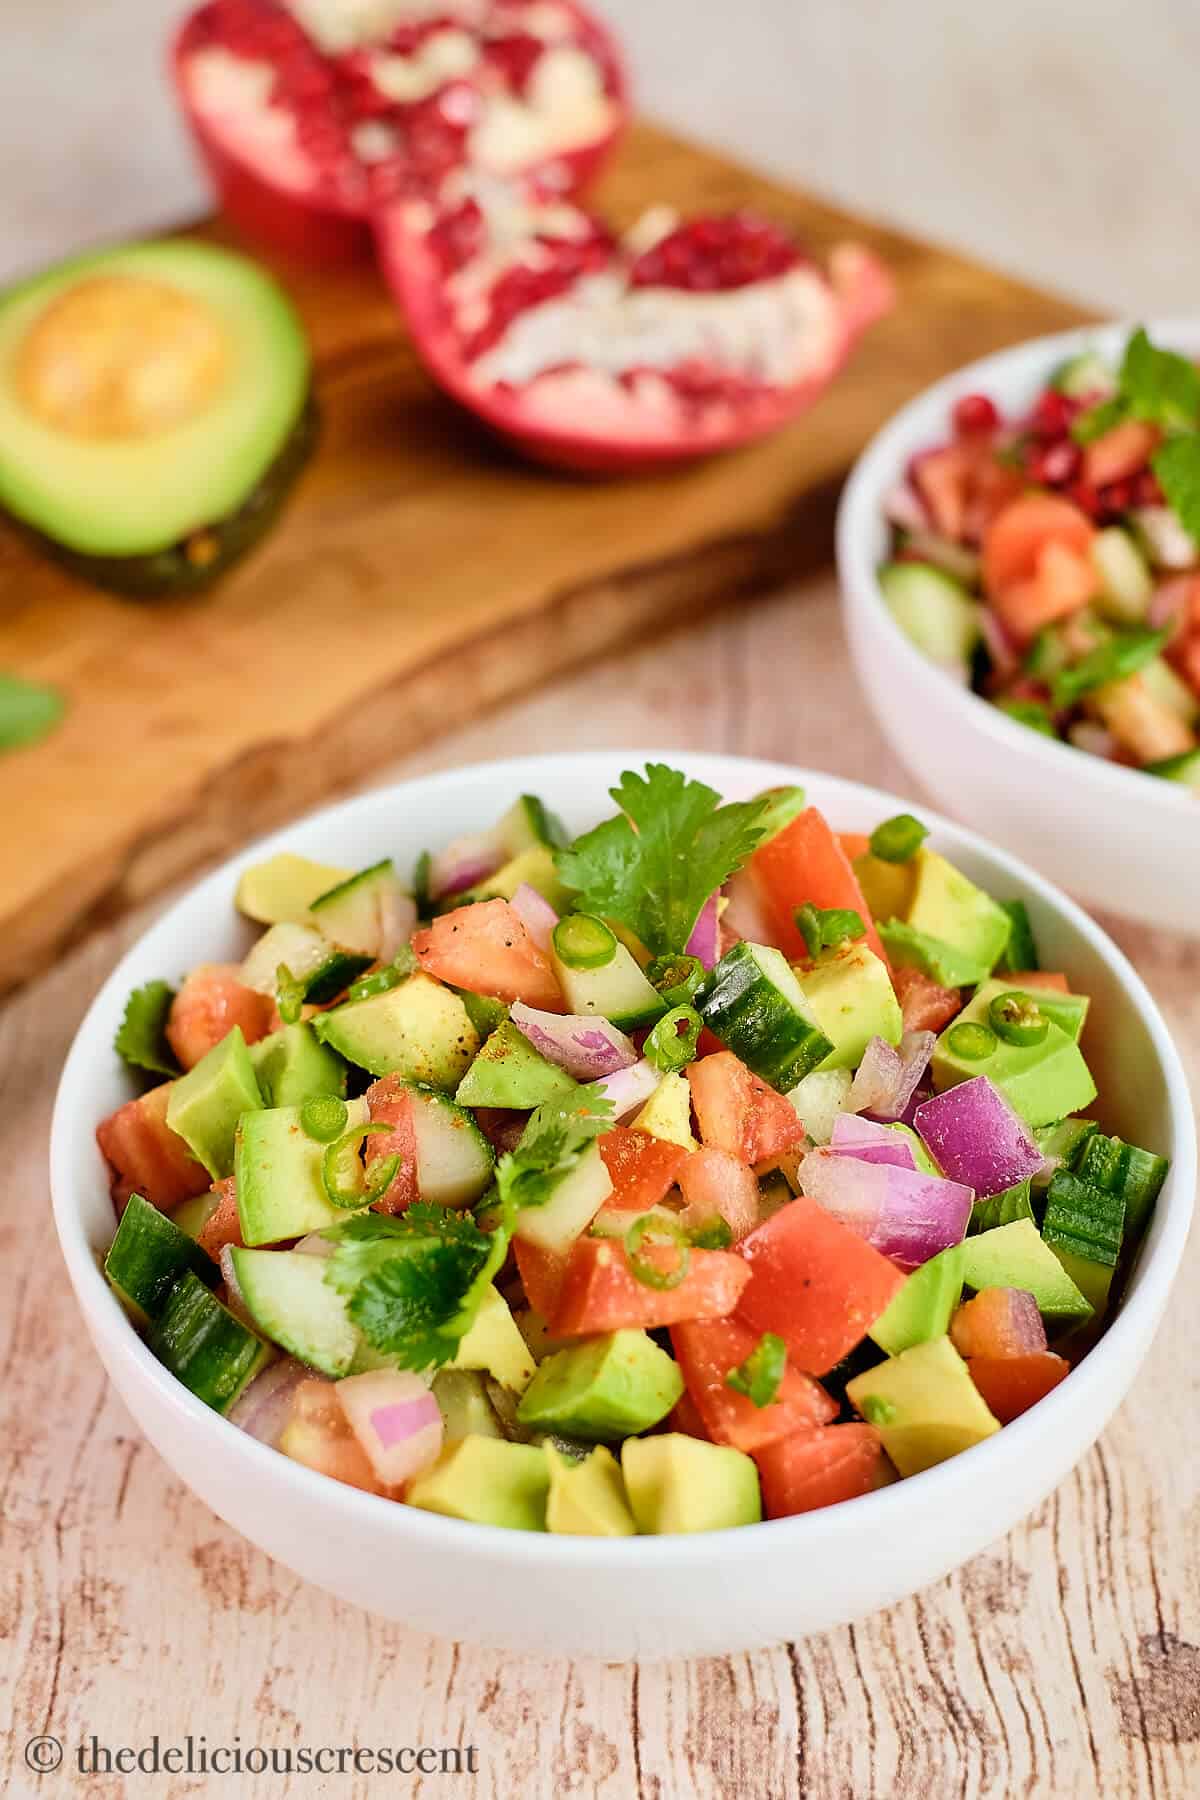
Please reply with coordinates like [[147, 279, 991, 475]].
[[0, 240, 312, 587]]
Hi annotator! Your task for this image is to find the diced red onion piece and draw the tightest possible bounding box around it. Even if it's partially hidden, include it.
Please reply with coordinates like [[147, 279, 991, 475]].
[[594, 1058, 661, 1119], [427, 833, 503, 902], [848, 1036, 903, 1115], [800, 1146, 973, 1270], [914, 1076, 1044, 1198], [979, 607, 1020, 681], [510, 882, 559, 951], [685, 893, 721, 970], [218, 1243, 255, 1326], [905, 529, 983, 588], [1149, 575, 1194, 634], [511, 1002, 637, 1079], [335, 1369, 443, 1486], [294, 1232, 334, 1259], [228, 1357, 310, 1447], [721, 869, 775, 947], [1067, 720, 1119, 760], [892, 1029, 937, 1120], [829, 1112, 917, 1169], [677, 1146, 758, 1241], [377, 890, 418, 963], [883, 480, 929, 533]]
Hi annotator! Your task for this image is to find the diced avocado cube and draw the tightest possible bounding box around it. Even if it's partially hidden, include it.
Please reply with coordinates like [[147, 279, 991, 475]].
[[170, 1189, 221, 1241], [235, 1098, 368, 1246], [459, 844, 572, 911], [313, 973, 479, 1090], [455, 1020, 577, 1109], [632, 1070, 698, 1149], [104, 1191, 219, 1323], [166, 1026, 263, 1180], [877, 920, 990, 989], [959, 1219, 1092, 1322], [1052, 1246, 1116, 1316], [250, 1022, 347, 1108], [869, 1243, 965, 1357], [967, 977, 1090, 1044], [622, 1435, 762, 1533], [853, 850, 918, 925], [516, 1330, 683, 1440], [235, 852, 353, 925], [406, 1435, 550, 1531], [431, 1369, 504, 1442], [845, 1335, 1000, 1476], [545, 1444, 637, 1537], [449, 1287, 536, 1394], [931, 990, 1097, 1129], [905, 851, 1012, 973], [797, 941, 903, 1071]]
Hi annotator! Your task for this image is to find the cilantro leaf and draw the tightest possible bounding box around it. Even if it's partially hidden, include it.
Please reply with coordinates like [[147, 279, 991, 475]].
[[555, 764, 767, 957], [1074, 327, 1200, 442], [1051, 626, 1169, 710], [323, 1205, 492, 1371], [724, 1332, 787, 1408], [1152, 434, 1200, 543], [494, 1083, 613, 1216], [113, 979, 180, 1077], [0, 671, 65, 753], [1072, 394, 1128, 445]]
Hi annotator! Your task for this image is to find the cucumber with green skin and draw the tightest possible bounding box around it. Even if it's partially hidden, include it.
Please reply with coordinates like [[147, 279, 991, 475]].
[[150, 1272, 272, 1412], [1148, 747, 1200, 790], [879, 561, 982, 669], [696, 941, 833, 1091], [240, 921, 371, 1005], [104, 1192, 219, 1323]]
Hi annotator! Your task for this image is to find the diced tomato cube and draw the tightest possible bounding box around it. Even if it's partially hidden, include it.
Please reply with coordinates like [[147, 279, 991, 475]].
[[514, 1238, 570, 1323], [550, 1236, 750, 1336], [279, 1380, 387, 1494], [96, 1081, 209, 1213], [912, 444, 972, 541], [750, 807, 887, 964], [1082, 419, 1159, 490], [950, 1287, 1047, 1359], [670, 1317, 836, 1453], [412, 899, 563, 1010], [677, 1146, 759, 1242], [754, 1423, 893, 1517], [364, 1074, 422, 1213], [598, 1126, 690, 1210], [666, 1390, 711, 1441], [687, 1052, 807, 1164], [736, 1194, 905, 1375], [166, 964, 273, 1072], [968, 1351, 1069, 1423], [197, 1177, 243, 1258], [892, 965, 963, 1033], [1007, 970, 1069, 993], [983, 493, 1096, 598]]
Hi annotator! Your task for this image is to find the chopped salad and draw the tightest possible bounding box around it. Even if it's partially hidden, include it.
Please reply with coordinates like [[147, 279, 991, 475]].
[[98, 767, 1169, 1534], [881, 327, 1200, 789]]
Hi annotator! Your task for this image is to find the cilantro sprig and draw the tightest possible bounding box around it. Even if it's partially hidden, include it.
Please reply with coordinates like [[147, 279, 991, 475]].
[[113, 979, 180, 1078], [1069, 328, 1200, 541], [494, 1084, 614, 1216], [555, 764, 768, 958]]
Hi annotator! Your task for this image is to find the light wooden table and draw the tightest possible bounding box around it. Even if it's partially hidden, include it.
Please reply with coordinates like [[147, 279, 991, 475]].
[[3, 577, 1198, 1798]]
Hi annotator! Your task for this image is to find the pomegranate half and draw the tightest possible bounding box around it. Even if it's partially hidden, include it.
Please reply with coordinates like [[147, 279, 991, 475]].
[[375, 181, 895, 472], [172, 0, 629, 263]]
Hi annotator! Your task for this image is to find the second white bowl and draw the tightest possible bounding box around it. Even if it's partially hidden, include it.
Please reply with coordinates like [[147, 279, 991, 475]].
[[836, 319, 1200, 935]]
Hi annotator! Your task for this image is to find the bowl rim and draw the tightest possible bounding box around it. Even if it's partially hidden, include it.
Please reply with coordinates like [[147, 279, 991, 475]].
[[50, 749, 1196, 1568], [835, 315, 1200, 819]]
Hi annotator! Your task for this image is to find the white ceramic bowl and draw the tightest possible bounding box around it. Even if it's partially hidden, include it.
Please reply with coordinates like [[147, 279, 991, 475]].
[[50, 752, 1195, 1661], [836, 319, 1200, 935]]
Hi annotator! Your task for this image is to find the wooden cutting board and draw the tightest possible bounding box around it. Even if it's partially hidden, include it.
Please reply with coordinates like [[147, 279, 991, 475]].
[[0, 121, 1094, 999]]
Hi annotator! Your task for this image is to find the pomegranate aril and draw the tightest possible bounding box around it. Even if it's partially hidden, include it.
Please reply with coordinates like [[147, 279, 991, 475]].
[[1103, 478, 1137, 514], [1030, 439, 1082, 486], [486, 34, 546, 93], [630, 213, 801, 292], [1031, 388, 1075, 439], [1067, 478, 1102, 519], [953, 392, 1000, 436], [1135, 468, 1164, 506]]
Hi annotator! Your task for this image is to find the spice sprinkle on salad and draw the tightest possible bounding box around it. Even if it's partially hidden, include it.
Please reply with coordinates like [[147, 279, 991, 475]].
[[97, 767, 1169, 1534], [882, 327, 1200, 789]]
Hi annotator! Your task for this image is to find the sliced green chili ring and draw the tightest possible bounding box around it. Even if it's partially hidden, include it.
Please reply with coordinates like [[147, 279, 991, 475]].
[[869, 813, 930, 864], [347, 944, 416, 1003], [794, 902, 867, 960], [276, 962, 305, 1026], [624, 1213, 691, 1291], [646, 953, 706, 1007], [947, 1021, 998, 1062], [300, 1094, 349, 1144], [988, 991, 1049, 1047], [322, 1123, 401, 1209], [553, 913, 618, 970], [644, 1004, 703, 1072]]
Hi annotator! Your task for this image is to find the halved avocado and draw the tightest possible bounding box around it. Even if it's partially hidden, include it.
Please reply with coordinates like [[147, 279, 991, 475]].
[[0, 239, 313, 595]]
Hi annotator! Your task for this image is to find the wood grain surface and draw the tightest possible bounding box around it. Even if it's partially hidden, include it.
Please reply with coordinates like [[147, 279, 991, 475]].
[[0, 120, 1093, 1003], [4, 575, 1198, 1800]]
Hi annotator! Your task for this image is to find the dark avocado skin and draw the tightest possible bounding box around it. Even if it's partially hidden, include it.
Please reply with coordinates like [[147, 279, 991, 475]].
[[16, 396, 318, 599]]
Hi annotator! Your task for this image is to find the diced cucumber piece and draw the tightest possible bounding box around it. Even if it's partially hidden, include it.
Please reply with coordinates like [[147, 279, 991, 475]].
[[1041, 1169, 1125, 1295], [230, 1247, 370, 1378], [456, 1020, 577, 1109], [969, 1178, 1034, 1235], [697, 941, 833, 1091], [239, 922, 332, 997], [1033, 1117, 1099, 1187], [514, 1138, 612, 1254], [235, 1097, 368, 1245], [171, 1189, 221, 1240], [431, 1368, 504, 1442], [869, 1243, 965, 1357], [309, 860, 406, 957], [404, 1084, 495, 1207], [1051, 349, 1116, 399], [879, 561, 982, 671], [1072, 1132, 1169, 1248], [552, 933, 665, 1030], [235, 853, 352, 925], [250, 1022, 347, 1108], [996, 899, 1039, 974], [960, 1219, 1092, 1322], [166, 1026, 264, 1181], [1147, 747, 1200, 789], [1131, 505, 1199, 571], [786, 1068, 852, 1145], [1141, 657, 1200, 726], [150, 1271, 271, 1412], [313, 973, 479, 1089], [105, 1192, 219, 1323], [495, 794, 567, 857], [1091, 527, 1153, 625]]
